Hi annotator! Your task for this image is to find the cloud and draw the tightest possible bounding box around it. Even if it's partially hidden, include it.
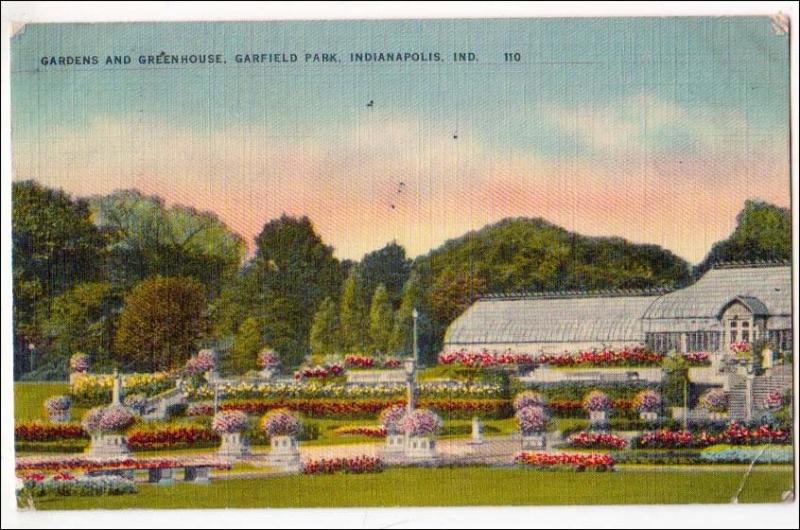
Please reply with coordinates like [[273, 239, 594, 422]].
[[12, 105, 789, 264]]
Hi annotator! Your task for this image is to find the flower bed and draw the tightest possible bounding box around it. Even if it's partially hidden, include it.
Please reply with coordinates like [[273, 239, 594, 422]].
[[548, 398, 633, 417], [567, 432, 626, 449], [700, 445, 793, 464], [70, 372, 175, 405], [438, 349, 534, 368], [126, 425, 219, 451], [293, 364, 345, 381], [303, 456, 384, 475], [683, 351, 711, 366], [15, 421, 87, 442], [16, 456, 232, 474], [218, 398, 511, 420], [20, 473, 136, 497], [333, 425, 387, 438], [514, 452, 615, 471], [186, 403, 215, 416], [344, 355, 402, 370], [632, 423, 790, 449], [538, 347, 662, 367]]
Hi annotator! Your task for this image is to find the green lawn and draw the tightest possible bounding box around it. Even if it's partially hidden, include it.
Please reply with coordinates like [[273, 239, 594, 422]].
[[14, 382, 72, 421], [27, 467, 793, 510]]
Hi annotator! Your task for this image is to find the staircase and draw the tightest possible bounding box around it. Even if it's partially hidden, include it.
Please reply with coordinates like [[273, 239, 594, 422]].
[[752, 365, 792, 412], [141, 387, 186, 421], [727, 364, 792, 423], [728, 374, 749, 422]]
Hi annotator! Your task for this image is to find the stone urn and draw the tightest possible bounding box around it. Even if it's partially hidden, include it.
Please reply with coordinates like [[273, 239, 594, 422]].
[[218, 432, 251, 460], [521, 432, 547, 450], [48, 408, 71, 423], [639, 411, 658, 422], [87, 433, 131, 459], [405, 436, 438, 460], [589, 410, 609, 428], [384, 433, 406, 454], [268, 435, 301, 472]]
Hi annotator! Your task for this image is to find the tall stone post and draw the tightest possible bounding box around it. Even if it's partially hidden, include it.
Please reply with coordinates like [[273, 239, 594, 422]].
[[112, 369, 122, 405]]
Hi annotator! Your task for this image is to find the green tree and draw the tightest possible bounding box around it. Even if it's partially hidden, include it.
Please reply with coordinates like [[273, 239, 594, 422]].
[[310, 297, 341, 356], [357, 242, 411, 307], [368, 284, 394, 355], [92, 190, 245, 296], [42, 281, 119, 370], [225, 317, 261, 375], [340, 268, 368, 352], [115, 276, 207, 371], [12, 181, 106, 376], [696, 200, 791, 275]]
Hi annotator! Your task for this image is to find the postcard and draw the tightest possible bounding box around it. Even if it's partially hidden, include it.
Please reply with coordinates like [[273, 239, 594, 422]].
[[7, 13, 795, 515]]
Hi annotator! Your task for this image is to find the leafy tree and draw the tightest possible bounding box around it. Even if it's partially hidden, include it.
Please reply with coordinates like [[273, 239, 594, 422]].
[[390, 269, 435, 360], [340, 268, 368, 352], [115, 276, 207, 371], [92, 190, 245, 296], [41, 281, 119, 369], [695, 200, 791, 275], [357, 242, 411, 307], [12, 181, 106, 376], [310, 297, 341, 356], [429, 269, 487, 327], [225, 317, 261, 375], [368, 284, 394, 354]]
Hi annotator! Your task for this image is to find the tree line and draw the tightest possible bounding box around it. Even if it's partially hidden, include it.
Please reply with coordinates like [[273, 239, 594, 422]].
[[12, 180, 791, 378]]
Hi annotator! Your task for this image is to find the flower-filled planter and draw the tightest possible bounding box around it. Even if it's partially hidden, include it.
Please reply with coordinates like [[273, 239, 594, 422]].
[[257, 349, 281, 379], [399, 409, 442, 460], [82, 406, 134, 459], [68, 353, 90, 385], [763, 391, 783, 412], [185, 350, 216, 378], [513, 391, 547, 411], [583, 390, 611, 429], [261, 409, 301, 472], [699, 388, 729, 420], [516, 405, 549, 450], [633, 390, 661, 422], [379, 405, 407, 454], [44, 396, 72, 423], [213, 411, 251, 460]]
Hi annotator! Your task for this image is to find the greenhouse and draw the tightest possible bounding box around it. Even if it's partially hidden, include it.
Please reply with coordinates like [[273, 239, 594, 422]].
[[444, 263, 792, 355]]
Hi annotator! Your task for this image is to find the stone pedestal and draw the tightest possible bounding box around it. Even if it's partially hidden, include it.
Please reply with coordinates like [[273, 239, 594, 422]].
[[86, 434, 131, 459], [148, 467, 176, 484], [589, 410, 609, 430], [184, 466, 210, 483], [405, 436, 438, 460], [268, 435, 301, 472], [218, 432, 251, 460], [521, 433, 546, 450], [48, 409, 71, 423], [383, 433, 405, 454], [639, 411, 658, 422], [470, 417, 484, 444], [259, 368, 276, 380]]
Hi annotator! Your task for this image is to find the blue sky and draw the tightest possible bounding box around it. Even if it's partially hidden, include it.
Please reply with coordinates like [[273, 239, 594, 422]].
[[11, 17, 791, 262]]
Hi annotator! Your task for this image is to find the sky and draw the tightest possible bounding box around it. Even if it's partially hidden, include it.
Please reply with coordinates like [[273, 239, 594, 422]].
[[10, 17, 791, 264]]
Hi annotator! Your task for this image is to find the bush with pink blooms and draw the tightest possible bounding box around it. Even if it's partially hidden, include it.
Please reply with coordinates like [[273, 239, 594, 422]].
[[69, 353, 90, 373], [764, 391, 783, 411], [261, 409, 301, 438], [516, 406, 549, 435], [513, 391, 546, 411], [699, 389, 728, 414], [633, 390, 661, 413], [379, 404, 407, 435], [257, 349, 281, 370], [582, 390, 612, 412], [185, 350, 216, 375], [212, 411, 250, 434], [96, 405, 136, 433], [398, 409, 442, 437], [45, 396, 72, 413]]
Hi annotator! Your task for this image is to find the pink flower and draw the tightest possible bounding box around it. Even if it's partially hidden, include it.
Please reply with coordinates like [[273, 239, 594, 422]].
[[257, 350, 281, 370], [97, 405, 135, 433], [212, 411, 249, 433], [185, 350, 216, 375], [582, 390, 611, 412], [69, 353, 90, 373], [379, 405, 406, 435], [633, 390, 661, 413], [398, 409, 442, 437], [513, 391, 547, 411], [45, 395, 71, 413], [516, 405, 549, 435], [261, 409, 301, 437]]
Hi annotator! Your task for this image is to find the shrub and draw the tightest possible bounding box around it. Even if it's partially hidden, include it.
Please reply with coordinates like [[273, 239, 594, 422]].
[[15, 441, 90, 453], [261, 409, 301, 437], [399, 409, 442, 437], [333, 426, 386, 438], [515, 406, 549, 435], [127, 424, 219, 451], [513, 391, 546, 411], [21, 474, 136, 497], [211, 411, 250, 434]]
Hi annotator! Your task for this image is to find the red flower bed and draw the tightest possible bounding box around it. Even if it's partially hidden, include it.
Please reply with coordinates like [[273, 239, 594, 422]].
[[515, 452, 615, 471], [220, 398, 510, 419], [126, 425, 220, 450], [567, 432, 626, 449], [334, 426, 387, 438], [15, 422, 87, 442], [303, 456, 384, 475], [293, 364, 345, 380], [537, 347, 663, 367], [635, 423, 790, 449], [548, 399, 632, 415], [438, 350, 534, 368], [16, 456, 231, 473]]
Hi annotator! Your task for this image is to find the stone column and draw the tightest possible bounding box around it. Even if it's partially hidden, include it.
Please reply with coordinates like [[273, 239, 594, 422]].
[[112, 370, 122, 405]]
